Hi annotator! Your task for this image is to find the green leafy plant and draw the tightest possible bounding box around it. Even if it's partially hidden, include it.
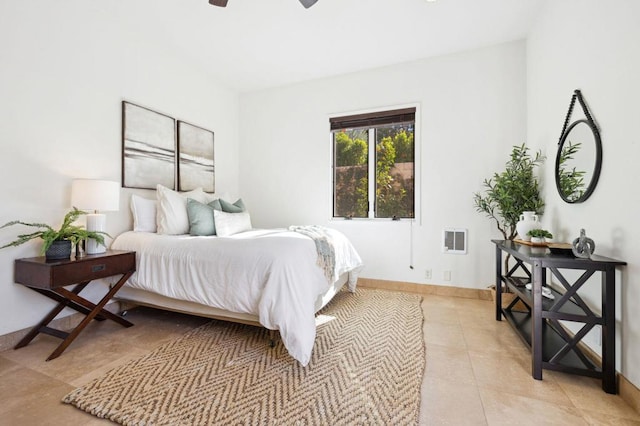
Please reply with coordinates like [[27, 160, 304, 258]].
[[334, 128, 414, 218], [557, 141, 586, 202], [0, 207, 110, 254], [473, 144, 545, 240], [527, 229, 553, 239]]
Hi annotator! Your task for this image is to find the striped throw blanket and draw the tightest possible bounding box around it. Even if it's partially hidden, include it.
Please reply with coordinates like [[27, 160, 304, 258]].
[[289, 225, 336, 283]]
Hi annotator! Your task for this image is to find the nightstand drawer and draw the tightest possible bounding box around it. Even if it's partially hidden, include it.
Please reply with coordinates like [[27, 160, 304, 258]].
[[15, 251, 136, 289]]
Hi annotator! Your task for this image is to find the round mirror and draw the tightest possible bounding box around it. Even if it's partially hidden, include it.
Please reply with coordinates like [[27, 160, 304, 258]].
[[555, 119, 602, 203]]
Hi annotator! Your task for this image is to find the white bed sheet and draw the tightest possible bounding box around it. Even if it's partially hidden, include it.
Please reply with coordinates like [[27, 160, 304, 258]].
[[111, 228, 363, 365]]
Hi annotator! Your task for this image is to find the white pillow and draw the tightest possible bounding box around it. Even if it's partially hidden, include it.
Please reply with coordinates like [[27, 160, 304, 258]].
[[156, 184, 207, 235], [213, 210, 252, 237], [130, 194, 157, 233]]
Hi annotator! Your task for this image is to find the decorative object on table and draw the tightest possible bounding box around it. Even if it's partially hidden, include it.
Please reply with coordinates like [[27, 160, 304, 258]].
[[177, 120, 215, 193], [516, 211, 541, 241], [547, 243, 574, 256], [555, 89, 602, 204], [572, 228, 596, 258], [524, 283, 555, 300], [0, 208, 109, 260], [75, 239, 85, 258], [527, 228, 553, 244], [71, 179, 120, 254], [473, 144, 545, 271], [122, 101, 176, 190]]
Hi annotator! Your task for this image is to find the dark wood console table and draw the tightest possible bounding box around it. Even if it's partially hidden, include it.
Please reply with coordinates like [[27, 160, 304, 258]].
[[13, 250, 136, 361], [493, 240, 625, 394]]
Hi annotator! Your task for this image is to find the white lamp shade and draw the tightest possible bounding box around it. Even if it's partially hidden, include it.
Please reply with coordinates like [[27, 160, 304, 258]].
[[71, 179, 120, 212]]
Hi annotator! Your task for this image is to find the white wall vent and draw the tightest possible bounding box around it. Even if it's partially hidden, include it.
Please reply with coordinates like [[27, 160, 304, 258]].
[[442, 228, 467, 254]]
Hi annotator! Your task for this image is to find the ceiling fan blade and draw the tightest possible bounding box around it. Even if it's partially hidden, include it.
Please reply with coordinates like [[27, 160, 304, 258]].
[[299, 0, 318, 8], [209, 0, 228, 7]]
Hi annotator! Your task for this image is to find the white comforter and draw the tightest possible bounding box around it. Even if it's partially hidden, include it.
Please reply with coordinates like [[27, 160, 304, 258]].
[[111, 228, 363, 365]]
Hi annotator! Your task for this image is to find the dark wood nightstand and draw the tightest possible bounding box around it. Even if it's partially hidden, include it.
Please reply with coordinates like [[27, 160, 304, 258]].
[[13, 250, 136, 361]]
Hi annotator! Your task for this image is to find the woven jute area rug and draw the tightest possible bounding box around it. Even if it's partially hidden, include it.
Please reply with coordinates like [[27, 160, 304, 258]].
[[63, 288, 425, 425]]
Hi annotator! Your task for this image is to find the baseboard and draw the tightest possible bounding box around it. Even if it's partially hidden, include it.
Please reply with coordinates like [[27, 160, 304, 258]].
[[620, 374, 640, 414], [0, 301, 126, 352], [357, 277, 493, 300]]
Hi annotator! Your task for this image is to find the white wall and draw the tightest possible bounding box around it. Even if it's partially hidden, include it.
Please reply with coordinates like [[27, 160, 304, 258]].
[[239, 41, 527, 288], [0, 1, 240, 335], [527, 0, 640, 388]]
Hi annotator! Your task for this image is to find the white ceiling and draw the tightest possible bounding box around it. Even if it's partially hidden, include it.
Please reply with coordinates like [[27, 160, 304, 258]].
[[119, 0, 545, 93]]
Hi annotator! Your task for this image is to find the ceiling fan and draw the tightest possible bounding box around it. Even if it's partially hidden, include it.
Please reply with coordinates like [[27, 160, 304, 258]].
[[209, 0, 318, 8]]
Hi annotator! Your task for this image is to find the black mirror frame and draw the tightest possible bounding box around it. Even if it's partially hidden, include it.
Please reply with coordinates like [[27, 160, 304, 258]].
[[555, 89, 603, 204], [555, 118, 602, 204]]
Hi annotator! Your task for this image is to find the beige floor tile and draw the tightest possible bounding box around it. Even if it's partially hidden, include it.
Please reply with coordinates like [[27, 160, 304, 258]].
[[93, 320, 185, 352], [581, 409, 640, 425], [423, 303, 461, 326], [422, 294, 459, 309], [452, 297, 494, 312], [423, 322, 467, 349], [478, 387, 587, 426], [457, 309, 509, 332], [420, 376, 487, 425], [462, 325, 524, 356], [0, 365, 72, 417], [470, 351, 574, 406], [1, 333, 143, 384], [1, 306, 211, 379], [552, 373, 640, 421], [0, 354, 21, 376], [69, 346, 150, 387], [424, 343, 476, 385]]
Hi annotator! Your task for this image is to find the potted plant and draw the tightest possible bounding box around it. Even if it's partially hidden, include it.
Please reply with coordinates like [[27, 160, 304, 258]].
[[527, 229, 553, 244], [0, 207, 109, 260], [473, 144, 545, 242], [474, 144, 545, 303]]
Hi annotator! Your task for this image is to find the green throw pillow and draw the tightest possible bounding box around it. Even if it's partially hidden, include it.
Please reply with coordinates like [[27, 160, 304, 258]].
[[187, 198, 222, 236], [219, 198, 246, 213]]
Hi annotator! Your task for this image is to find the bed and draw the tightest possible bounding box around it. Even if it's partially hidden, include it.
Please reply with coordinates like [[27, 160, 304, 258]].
[[111, 226, 363, 366]]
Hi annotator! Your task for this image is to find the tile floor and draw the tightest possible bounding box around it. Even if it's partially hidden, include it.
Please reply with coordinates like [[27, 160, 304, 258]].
[[1, 293, 638, 425]]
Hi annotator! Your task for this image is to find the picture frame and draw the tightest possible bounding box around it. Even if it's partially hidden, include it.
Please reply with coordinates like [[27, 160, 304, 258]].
[[122, 101, 176, 190], [177, 120, 215, 193]]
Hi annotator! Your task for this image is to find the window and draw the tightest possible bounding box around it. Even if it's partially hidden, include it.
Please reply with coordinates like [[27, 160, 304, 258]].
[[331, 107, 416, 219]]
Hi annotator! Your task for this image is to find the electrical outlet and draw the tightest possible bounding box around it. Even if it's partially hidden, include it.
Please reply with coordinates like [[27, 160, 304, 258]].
[[425, 269, 432, 280], [443, 270, 451, 281]]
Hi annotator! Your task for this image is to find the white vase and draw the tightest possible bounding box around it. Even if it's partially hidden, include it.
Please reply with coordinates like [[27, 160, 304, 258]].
[[516, 211, 540, 241]]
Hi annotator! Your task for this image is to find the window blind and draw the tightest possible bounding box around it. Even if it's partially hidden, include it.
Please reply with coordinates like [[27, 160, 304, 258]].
[[330, 107, 416, 131]]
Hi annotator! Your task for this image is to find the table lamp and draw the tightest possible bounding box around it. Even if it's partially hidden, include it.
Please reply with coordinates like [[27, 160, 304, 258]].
[[71, 179, 120, 254]]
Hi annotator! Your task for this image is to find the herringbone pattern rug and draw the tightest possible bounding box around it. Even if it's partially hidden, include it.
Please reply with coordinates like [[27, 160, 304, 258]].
[[63, 288, 425, 425]]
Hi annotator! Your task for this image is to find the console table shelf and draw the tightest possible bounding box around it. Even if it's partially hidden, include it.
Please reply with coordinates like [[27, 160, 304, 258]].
[[492, 240, 626, 394], [502, 310, 599, 375], [503, 276, 588, 319]]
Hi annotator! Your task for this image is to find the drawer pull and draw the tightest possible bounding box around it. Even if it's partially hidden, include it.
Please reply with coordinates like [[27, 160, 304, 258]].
[[92, 264, 106, 273]]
